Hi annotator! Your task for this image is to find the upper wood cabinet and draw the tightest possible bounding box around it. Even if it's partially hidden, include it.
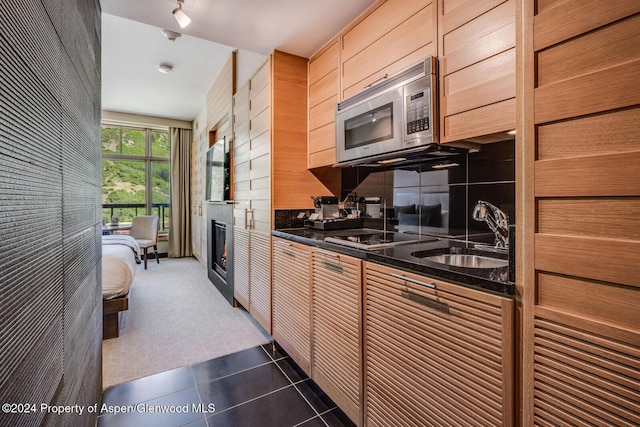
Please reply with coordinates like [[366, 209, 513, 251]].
[[308, 39, 340, 169], [341, 0, 437, 99], [438, 0, 516, 143], [307, 0, 437, 168], [307, 0, 518, 168]]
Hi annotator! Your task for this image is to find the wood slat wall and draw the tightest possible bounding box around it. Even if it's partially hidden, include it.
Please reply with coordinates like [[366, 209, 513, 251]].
[[521, 1, 640, 424], [0, 1, 102, 426]]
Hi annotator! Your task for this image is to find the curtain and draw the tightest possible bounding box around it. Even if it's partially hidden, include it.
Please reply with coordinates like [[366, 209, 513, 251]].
[[169, 127, 192, 257]]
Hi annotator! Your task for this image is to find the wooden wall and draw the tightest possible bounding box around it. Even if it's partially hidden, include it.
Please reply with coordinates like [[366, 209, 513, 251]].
[[191, 52, 236, 263], [0, 0, 103, 425], [520, 1, 640, 424]]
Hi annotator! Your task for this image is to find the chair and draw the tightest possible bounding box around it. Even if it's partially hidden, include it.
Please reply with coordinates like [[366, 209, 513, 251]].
[[129, 216, 160, 269]]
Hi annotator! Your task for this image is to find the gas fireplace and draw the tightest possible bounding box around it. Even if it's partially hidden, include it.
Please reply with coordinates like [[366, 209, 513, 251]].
[[207, 203, 234, 305]]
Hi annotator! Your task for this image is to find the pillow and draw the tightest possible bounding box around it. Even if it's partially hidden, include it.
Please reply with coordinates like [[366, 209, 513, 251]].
[[418, 204, 442, 227], [398, 212, 425, 226], [393, 204, 416, 219]]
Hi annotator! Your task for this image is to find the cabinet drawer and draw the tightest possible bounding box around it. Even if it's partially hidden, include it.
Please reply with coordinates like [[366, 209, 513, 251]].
[[364, 262, 514, 426]]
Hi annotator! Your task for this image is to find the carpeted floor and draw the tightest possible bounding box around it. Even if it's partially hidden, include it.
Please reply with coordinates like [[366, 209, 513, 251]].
[[102, 257, 270, 389]]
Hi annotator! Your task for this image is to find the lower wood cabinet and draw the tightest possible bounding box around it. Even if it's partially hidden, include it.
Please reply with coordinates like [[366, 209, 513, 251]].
[[363, 262, 515, 427], [272, 237, 312, 372], [312, 248, 362, 426], [234, 228, 272, 333]]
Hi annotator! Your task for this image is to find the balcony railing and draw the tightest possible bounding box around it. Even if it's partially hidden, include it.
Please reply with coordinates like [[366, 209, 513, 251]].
[[102, 203, 170, 231]]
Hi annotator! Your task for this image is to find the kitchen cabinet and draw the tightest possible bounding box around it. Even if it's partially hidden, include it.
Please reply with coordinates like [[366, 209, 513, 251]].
[[364, 262, 514, 426], [234, 51, 330, 332], [438, 0, 516, 143], [521, 1, 640, 424], [272, 238, 312, 373], [341, 0, 437, 100], [308, 39, 339, 168], [311, 248, 362, 426]]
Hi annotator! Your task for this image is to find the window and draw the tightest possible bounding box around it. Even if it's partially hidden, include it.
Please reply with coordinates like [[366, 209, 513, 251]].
[[101, 126, 171, 231]]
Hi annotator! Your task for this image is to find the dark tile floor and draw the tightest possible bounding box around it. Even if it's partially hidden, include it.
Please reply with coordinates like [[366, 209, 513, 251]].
[[99, 343, 356, 427]]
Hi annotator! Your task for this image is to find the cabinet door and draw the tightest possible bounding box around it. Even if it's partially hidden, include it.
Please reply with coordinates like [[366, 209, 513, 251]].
[[312, 248, 362, 425], [249, 231, 271, 333], [438, 0, 516, 143], [364, 262, 514, 426], [308, 39, 339, 168], [341, 0, 436, 99], [272, 238, 312, 372], [233, 227, 250, 309]]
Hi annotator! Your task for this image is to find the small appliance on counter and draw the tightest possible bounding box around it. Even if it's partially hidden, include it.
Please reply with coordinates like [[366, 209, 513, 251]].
[[305, 195, 363, 231], [311, 196, 339, 219]]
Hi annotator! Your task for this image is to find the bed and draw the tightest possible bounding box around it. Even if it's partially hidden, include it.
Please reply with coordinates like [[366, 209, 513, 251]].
[[102, 235, 140, 339]]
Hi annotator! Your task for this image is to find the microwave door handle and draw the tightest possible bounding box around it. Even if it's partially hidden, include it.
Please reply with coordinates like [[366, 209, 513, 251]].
[[365, 73, 388, 88]]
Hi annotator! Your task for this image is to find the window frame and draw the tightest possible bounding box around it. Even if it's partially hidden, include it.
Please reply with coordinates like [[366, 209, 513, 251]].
[[101, 125, 171, 229]]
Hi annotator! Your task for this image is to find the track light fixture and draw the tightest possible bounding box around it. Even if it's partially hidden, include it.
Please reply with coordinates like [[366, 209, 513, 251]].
[[172, 0, 191, 28]]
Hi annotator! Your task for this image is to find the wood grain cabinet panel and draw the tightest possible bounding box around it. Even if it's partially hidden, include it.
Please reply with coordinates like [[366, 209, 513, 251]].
[[364, 262, 514, 427], [438, 0, 516, 143], [272, 238, 312, 372], [312, 249, 362, 426], [234, 51, 328, 332], [522, 1, 640, 424], [308, 39, 340, 168]]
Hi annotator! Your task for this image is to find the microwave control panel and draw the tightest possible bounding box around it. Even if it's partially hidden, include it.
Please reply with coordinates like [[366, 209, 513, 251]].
[[406, 89, 430, 135], [404, 73, 437, 146]]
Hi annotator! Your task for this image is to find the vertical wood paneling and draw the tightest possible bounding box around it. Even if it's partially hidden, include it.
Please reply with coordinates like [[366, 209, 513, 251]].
[[522, 1, 640, 424], [249, 231, 271, 333]]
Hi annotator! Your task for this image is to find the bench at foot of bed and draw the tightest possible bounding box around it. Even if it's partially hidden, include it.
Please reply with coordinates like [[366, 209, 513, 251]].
[[103, 296, 128, 339]]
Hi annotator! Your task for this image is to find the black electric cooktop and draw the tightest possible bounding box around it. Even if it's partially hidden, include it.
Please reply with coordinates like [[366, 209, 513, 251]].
[[324, 229, 439, 250]]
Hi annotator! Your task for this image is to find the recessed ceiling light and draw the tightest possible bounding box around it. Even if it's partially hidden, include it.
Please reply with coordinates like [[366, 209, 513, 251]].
[[377, 157, 406, 164], [158, 64, 173, 74], [507, 129, 516, 135], [160, 29, 181, 41]]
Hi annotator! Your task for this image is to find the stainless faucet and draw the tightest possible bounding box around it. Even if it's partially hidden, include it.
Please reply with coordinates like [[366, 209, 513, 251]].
[[472, 200, 509, 249]]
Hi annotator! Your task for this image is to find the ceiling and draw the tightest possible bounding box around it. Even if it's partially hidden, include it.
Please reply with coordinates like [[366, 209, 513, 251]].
[[101, 0, 377, 122]]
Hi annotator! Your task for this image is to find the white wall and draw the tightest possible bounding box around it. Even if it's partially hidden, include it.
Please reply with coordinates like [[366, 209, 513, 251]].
[[237, 49, 268, 87]]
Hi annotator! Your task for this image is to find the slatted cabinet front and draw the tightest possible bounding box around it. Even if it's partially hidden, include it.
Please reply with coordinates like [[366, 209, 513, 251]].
[[364, 262, 514, 427], [312, 248, 363, 426]]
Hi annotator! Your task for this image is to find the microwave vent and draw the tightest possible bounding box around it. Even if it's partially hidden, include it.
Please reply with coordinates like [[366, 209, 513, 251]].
[[337, 57, 436, 112]]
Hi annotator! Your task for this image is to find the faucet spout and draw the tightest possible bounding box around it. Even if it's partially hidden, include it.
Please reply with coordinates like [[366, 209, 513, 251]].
[[472, 200, 509, 249]]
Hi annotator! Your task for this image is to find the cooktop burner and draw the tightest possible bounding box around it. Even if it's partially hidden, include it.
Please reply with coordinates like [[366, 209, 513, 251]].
[[324, 230, 439, 250]]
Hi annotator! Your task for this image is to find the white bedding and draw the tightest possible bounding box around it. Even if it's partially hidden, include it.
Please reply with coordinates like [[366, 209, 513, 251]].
[[102, 236, 139, 300]]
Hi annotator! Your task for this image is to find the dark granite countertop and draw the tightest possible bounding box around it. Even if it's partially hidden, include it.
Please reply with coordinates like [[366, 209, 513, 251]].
[[272, 228, 514, 296]]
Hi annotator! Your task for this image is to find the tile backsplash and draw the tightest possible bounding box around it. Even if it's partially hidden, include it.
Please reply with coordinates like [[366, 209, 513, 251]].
[[342, 140, 515, 240]]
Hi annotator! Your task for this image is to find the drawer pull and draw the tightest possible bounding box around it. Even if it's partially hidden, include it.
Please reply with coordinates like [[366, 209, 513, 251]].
[[316, 250, 339, 258], [282, 250, 295, 258], [365, 73, 388, 88], [390, 273, 436, 289], [401, 288, 450, 314]]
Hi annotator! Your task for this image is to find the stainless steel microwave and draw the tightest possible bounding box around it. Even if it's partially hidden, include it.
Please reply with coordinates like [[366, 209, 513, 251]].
[[335, 57, 438, 165]]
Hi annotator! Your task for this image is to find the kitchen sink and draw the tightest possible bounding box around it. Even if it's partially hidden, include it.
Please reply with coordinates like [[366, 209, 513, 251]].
[[411, 246, 508, 269], [424, 254, 508, 269]]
